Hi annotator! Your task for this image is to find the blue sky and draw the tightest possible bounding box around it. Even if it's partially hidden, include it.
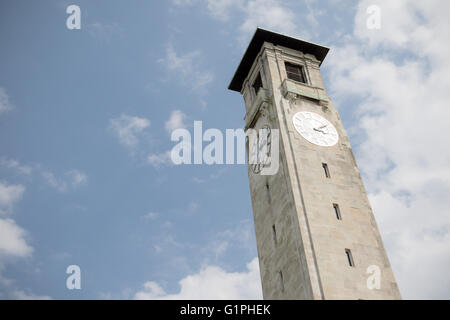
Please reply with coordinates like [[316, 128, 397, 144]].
[[1, 0, 450, 299]]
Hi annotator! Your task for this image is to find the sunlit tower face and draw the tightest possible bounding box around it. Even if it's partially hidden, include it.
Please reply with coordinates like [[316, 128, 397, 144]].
[[228, 28, 401, 300]]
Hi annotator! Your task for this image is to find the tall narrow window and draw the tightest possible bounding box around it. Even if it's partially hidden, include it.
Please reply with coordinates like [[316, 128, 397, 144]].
[[345, 249, 355, 267], [279, 271, 285, 292], [266, 183, 272, 206], [272, 224, 277, 246], [252, 73, 263, 95], [285, 62, 306, 83], [333, 204, 342, 220], [322, 163, 330, 178]]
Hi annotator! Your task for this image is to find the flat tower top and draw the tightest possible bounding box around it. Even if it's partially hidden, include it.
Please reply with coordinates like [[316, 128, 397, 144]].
[[228, 28, 329, 92]]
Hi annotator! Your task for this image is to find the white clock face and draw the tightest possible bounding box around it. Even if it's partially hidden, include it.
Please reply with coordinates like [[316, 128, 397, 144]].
[[293, 111, 338, 147]]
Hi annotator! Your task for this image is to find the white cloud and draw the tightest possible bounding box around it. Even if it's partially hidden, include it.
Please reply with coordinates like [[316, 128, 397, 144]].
[[0, 181, 49, 299], [165, 110, 187, 134], [206, 0, 243, 21], [354, 1, 433, 50], [42, 169, 88, 193], [42, 171, 64, 192], [66, 169, 88, 188], [172, 0, 199, 6], [160, 44, 214, 94], [0, 218, 32, 258], [0, 182, 31, 258], [0, 158, 32, 175], [109, 114, 150, 149], [327, 0, 450, 299], [143, 212, 159, 220], [8, 290, 52, 300], [192, 177, 206, 183], [173, 0, 308, 40], [0, 182, 25, 215], [239, 0, 299, 38], [0, 88, 13, 114], [203, 219, 255, 262], [212, 241, 229, 259], [147, 151, 173, 168], [303, 0, 325, 34], [134, 257, 262, 299], [369, 191, 450, 299]]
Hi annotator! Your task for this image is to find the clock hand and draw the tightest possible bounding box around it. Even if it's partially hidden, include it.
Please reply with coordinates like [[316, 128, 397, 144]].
[[313, 128, 327, 134]]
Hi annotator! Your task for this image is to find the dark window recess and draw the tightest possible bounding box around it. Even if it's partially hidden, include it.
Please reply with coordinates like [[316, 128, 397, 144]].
[[333, 204, 342, 220], [266, 183, 272, 206], [285, 62, 306, 83], [345, 249, 355, 267], [279, 271, 285, 292], [322, 163, 330, 178], [252, 73, 263, 95], [272, 224, 277, 245]]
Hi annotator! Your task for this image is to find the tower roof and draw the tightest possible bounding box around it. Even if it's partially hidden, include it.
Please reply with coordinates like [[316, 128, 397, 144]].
[[228, 28, 329, 92]]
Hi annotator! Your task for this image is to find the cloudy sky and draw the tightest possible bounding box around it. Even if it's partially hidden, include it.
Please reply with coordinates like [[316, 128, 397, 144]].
[[1, 0, 449, 300]]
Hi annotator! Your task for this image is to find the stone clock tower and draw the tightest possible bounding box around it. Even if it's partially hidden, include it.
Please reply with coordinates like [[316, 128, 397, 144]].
[[228, 28, 401, 300]]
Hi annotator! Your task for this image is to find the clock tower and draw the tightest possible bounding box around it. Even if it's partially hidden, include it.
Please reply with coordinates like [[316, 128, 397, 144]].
[[228, 28, 401, 300]]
